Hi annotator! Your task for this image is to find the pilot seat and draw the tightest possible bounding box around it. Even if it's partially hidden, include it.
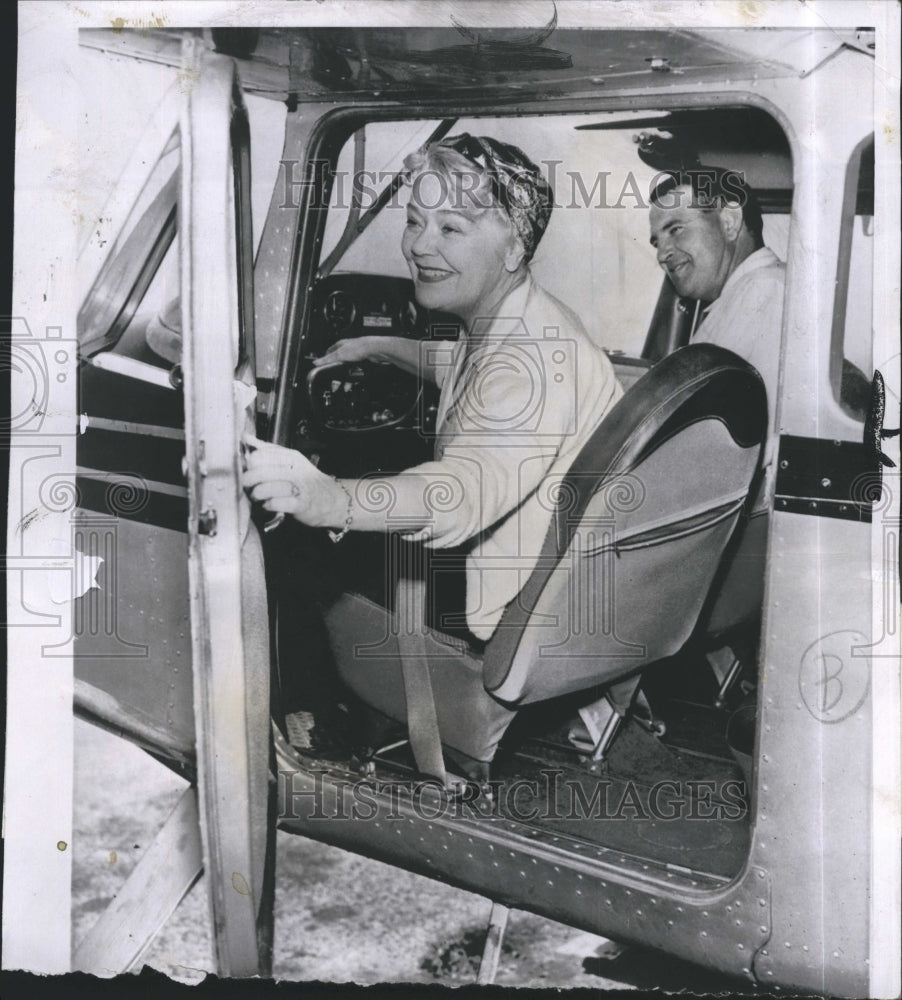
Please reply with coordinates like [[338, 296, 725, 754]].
[[322, 343, 768, 784]]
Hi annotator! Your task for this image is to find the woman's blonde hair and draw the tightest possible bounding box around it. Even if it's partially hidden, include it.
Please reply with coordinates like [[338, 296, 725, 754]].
[[403, 144, 503, 220], [403, 133, 553, 262]]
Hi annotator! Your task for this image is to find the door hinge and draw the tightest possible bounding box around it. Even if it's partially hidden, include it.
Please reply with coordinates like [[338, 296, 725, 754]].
[[775, 436, 876, 522]]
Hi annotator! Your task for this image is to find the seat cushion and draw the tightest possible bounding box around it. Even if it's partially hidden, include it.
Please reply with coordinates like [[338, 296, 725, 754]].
[[323, 592, 516, 762]]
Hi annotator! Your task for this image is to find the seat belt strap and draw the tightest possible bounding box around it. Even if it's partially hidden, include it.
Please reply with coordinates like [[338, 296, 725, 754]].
[[395, 567, 447, 785]]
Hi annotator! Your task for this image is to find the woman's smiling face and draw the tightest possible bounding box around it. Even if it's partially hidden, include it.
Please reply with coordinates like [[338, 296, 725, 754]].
[[402, 171, 521, 325]]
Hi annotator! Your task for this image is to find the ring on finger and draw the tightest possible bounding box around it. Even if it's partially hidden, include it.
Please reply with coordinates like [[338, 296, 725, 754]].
[[290, 483, 301, 498]]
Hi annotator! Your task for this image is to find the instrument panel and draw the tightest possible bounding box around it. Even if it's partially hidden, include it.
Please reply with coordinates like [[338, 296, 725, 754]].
[[307, 361, 427, 433], [302, 275, 459, 440], [308, 273, 461, 353]]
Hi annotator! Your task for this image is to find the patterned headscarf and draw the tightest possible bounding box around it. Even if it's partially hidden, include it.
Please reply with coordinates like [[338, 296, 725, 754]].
[[432, 133, 554, 263]]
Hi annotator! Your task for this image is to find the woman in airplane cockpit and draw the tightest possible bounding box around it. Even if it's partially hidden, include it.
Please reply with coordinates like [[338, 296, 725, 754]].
[[244, 133, 622, 642]]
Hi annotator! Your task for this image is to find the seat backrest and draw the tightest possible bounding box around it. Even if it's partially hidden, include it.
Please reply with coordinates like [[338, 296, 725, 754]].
[[641, 276, 695, 361], [701, 505, 769, 640], [483, 343, 767, 705]]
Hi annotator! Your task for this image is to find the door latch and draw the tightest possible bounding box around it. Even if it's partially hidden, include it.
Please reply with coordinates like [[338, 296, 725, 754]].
[[198, 508, 218, 536]]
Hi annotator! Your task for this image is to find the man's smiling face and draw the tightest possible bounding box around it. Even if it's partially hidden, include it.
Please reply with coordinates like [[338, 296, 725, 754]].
[[649, 184, 736, 303]]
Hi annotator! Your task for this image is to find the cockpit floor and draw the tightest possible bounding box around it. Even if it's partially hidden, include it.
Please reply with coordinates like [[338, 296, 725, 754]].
[[283, 699, 751, 880], [492, 720, 749, 879]]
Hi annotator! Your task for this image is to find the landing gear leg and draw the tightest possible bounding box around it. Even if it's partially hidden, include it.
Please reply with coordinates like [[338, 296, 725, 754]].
[[476, 901, 510, 985]]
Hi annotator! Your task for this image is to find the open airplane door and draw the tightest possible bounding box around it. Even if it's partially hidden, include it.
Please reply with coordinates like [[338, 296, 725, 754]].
[[179, 40, 274, 976], [71, 38, 273, 977]]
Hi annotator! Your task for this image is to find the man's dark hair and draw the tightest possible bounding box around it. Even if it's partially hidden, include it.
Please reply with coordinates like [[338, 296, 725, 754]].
[[650, 166, 764, 246]]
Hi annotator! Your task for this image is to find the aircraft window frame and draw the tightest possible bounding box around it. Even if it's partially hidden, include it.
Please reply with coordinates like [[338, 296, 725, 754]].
[[306, 106, 794, 360], [309, 112, 677, 359], [831, 133, 875, 418], [77, 130, 180, 360], [231, 86, 256, 373], [274, 99, 796, 444]]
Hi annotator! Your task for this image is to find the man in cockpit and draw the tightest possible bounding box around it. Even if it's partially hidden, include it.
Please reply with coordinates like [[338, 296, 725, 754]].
[[648, 166, 785, 452], [648, 167, 786, 702]]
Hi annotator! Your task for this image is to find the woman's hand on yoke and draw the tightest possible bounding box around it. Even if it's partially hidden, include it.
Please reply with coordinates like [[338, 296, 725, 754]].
[[312, 335, 429, 380], [242, 434, 345, 528], [312, 336, 388, 367]]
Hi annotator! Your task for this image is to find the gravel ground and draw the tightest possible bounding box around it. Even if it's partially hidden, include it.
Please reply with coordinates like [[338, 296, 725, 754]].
[[72, 719, 747, 991]]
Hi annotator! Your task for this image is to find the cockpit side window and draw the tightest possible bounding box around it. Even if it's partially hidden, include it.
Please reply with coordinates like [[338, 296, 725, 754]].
[[314, 113, 666, 358], [832, 135, 874, 419], [77, 132, 180, 362]]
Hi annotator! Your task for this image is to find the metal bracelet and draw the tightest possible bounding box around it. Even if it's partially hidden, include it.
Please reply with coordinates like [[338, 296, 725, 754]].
[[328, 478, 354, 543]]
